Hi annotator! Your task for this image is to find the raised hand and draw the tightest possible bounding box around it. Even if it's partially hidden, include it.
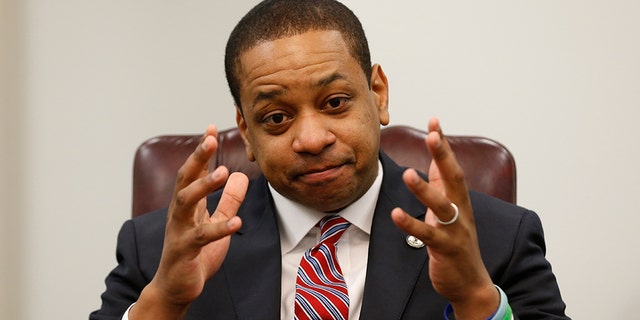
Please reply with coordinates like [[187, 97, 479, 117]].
[[391, 118, 499, 320], [130, 125, 249, 320]]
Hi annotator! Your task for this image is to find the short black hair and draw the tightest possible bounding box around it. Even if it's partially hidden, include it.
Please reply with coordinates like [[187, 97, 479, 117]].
[[225, 0, 372, 111]]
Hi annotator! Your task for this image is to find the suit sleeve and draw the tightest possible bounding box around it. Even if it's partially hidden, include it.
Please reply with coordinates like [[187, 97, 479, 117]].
[[89, 220, 149, 320], [498, 210, 569, 320]]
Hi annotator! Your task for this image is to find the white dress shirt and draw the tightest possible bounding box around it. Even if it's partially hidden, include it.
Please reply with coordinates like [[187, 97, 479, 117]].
[[122, 162, 383, 320], [273, 161, 383, 320]]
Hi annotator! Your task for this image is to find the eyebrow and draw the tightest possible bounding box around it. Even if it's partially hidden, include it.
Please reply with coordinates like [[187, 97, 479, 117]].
[[253, 88, 285, 107], [251, 72, 348, 107], [314, 72, 347, 88]]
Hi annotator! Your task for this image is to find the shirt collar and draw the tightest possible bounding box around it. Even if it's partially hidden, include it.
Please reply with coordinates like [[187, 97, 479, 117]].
[[270, 160, 384, 255]]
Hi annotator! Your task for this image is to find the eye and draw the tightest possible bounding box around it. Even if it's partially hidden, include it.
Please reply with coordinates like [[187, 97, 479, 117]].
[[268, 113, 285, 124], [323, 97, 349, 110], [263, 112, 291, 126]]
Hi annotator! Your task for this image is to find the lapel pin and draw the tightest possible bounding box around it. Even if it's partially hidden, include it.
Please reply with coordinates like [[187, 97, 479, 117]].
[[406, 235, 425, 249]]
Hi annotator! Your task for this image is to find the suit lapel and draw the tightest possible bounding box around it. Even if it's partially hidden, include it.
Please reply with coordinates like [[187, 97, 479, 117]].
[[221, 176, 282, 320], [359, 153, 429, 319]]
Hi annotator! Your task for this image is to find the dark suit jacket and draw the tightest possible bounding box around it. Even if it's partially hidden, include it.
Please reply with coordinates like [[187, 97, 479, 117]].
[[90, 153, 568, 319]]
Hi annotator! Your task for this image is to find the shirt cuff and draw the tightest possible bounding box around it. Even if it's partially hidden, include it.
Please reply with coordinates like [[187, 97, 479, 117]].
[[443, 285, 513, 320], [122, 302, 135, 320]]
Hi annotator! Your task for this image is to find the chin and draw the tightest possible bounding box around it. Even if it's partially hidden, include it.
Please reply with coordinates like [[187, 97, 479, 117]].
[[306, 191, 358, 213]]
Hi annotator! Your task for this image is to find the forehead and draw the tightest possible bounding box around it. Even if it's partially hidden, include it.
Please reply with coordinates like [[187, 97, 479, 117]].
[[237, 30, 359, 87]]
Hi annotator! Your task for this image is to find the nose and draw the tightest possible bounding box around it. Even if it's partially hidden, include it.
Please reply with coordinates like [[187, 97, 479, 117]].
[[291, 113, 336, 154]]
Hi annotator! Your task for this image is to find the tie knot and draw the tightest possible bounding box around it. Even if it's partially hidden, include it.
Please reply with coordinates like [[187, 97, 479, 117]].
[[318, 215, 350, 245]]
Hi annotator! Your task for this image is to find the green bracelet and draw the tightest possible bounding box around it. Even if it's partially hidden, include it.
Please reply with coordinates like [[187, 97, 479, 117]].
[[494, 285, 513, 320]]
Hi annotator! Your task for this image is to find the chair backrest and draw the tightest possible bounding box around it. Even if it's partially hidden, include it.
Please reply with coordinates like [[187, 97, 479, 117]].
[[132, 125, 516, 217]]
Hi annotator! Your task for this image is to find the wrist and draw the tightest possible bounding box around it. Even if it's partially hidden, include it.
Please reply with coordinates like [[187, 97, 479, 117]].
[[129, 283, 190, 320], [444, 285, 514, 320], [450, 283, 499, 320]]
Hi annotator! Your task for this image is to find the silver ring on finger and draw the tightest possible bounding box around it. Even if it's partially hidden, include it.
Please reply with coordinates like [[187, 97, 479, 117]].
[[436, 202, 459, 225]]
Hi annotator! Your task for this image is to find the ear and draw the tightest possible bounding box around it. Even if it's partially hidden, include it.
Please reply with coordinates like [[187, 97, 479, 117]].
[[235, 106, 256, 162], [370, 64, 390, 126]]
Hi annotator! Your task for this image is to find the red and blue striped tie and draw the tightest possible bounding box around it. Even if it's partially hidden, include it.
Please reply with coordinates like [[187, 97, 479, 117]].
[[294, 215, 351, 320]]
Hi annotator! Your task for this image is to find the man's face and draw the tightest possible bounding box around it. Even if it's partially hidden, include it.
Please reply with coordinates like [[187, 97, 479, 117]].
[[235, 30, 389, 212]]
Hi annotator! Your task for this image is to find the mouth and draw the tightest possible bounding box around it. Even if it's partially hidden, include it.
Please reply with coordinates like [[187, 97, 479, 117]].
[[295, 163, 346, 185]]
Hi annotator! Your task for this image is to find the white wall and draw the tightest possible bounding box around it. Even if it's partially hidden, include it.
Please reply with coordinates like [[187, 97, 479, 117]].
[[1, 0, 24, 318], [1, 0, 639, 319]]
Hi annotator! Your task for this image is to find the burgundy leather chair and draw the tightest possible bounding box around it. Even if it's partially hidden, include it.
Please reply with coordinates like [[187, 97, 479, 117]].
[[132, 126, 516, 217]]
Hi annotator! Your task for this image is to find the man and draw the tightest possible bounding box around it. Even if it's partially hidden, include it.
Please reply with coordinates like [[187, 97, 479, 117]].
[[91, 0, 568, 319]]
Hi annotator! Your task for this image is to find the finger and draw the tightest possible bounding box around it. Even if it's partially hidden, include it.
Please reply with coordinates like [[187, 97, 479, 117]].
[[190, 215, 243, 247], [179, 172, 248, 247], [391, 207, 444, 246], [198, 125, 220, 175], [426, 118, 468, 200], [172, 166, 230, 222], [212, 172, 249, 221], [175, 125, 219, 191], [402, 168, 458, 224]]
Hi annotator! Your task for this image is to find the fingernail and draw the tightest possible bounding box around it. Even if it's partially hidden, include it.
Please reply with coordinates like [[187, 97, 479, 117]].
[[227, 217, 240, 229], [201, 137, 210, 150], [434, 133, 442, 148], [410, 170, 420, 184], [394, 209, 405, 221], [211, 167, 222, 179]]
